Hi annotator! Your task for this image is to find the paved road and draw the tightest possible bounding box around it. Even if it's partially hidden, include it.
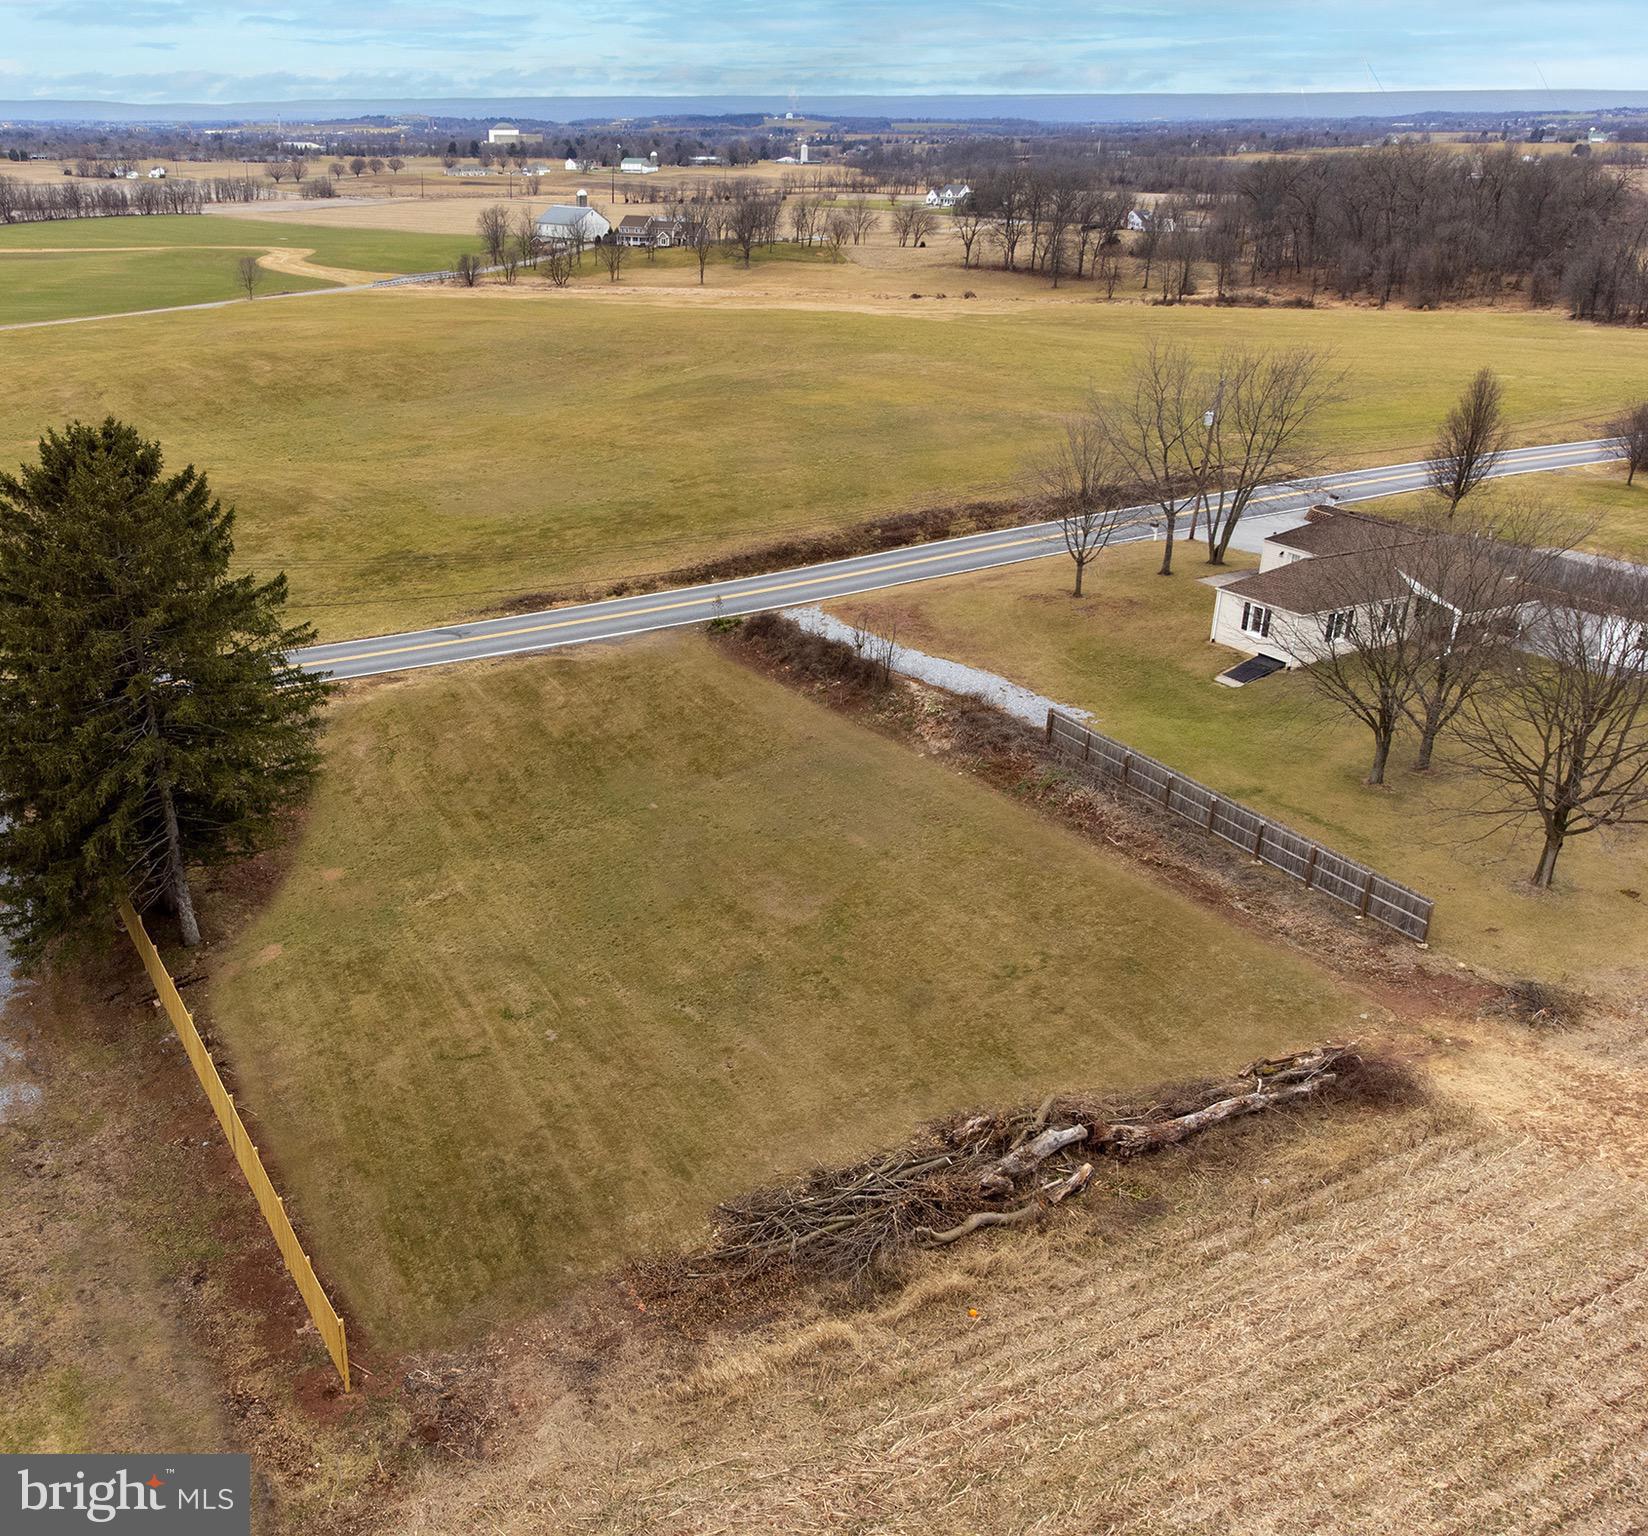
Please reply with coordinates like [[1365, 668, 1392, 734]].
[[294, 438, 1620, 682]]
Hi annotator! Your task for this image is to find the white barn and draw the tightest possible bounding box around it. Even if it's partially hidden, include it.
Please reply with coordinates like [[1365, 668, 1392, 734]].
[[536, 198, 611, 244]]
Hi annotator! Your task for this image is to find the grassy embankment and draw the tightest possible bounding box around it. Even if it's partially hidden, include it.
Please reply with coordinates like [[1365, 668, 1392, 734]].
[[828, 542, 1648, 983], [2, 298, 1645, 638], [0, 214, 484, 323], [1355, 461, 1648, 564], [207, 636, 1368, 1347]]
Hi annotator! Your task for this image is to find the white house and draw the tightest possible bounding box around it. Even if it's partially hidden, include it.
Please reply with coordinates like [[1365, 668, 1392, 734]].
[[924, 182, 971, 207], [1127, 207, 1176, 233], [536, 196, 611, 244], [147, 165, 167, 178], [1207, 505, 1646, 683]]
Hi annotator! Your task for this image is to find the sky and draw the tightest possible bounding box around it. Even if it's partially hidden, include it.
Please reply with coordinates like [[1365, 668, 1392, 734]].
[[2, 0, 1645, 106]]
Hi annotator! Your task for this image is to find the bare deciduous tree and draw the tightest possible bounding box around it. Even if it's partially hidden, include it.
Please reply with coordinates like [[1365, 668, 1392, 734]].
[[681, 201, 719, 284], [539, 242, 574, 287], [953, 205, 986, 268], [1606, 400, 1648, 487], [597, 235, 627, 282], [476, 203, 511, 266], [1399, 501, 1575, 769], [453, 252, 482, 287], [350, 156, 367, 178], [845, 197, 878, 245], [1036, 415, 1129, 597], [1427, 367, 1511, 514], [1090, 341, 1202, 576], [1458, 563, 1648, 886], [1194, 345, 1344, 564], [234, 254, 263, 300], [1275, 542, 1425, 784]]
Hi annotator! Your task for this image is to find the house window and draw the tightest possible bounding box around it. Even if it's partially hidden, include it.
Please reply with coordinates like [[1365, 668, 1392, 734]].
[[1241, 602, 1273, 638], [1322, 609, 1352, 642]]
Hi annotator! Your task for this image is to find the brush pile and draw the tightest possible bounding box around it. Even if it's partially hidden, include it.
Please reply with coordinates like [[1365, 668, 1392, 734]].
[[704, 1044, 1364, 1282]]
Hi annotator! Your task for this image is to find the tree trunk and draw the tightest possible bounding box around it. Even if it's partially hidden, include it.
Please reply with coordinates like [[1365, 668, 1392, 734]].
[[1413, 722, 1440, 772], [1366, 732, 1391, 786], [158, 779, 201, 947], [1532, 825, 1565, 888], [1158, 517, 1176, 577], [1072, 558, 1085, 597]]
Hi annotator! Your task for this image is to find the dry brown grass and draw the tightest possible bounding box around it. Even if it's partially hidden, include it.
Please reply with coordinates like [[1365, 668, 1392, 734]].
[[379, 1014, 1648, 1535]]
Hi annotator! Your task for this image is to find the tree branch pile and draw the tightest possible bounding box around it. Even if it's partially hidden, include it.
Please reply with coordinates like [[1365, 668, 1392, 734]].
[[701, 1044, 1368, 1283]]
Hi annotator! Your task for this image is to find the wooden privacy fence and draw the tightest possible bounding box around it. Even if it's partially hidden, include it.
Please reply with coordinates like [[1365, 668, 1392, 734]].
[[117, 899, 350, 1392], [1044, 711, 1434, 942]]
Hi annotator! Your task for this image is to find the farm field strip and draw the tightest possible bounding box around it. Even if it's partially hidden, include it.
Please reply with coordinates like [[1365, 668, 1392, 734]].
[[4, 293, 1642, 639]]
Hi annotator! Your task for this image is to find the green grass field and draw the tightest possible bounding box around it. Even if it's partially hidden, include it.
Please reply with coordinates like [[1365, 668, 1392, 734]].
[[0, 215, 484, 324], [827, 543, 1648, 984], [1356, 462, 1648, 563], [207, 636, 1366, 1347], [2, 295, 1646, 637], [0, 247, 336, 323]]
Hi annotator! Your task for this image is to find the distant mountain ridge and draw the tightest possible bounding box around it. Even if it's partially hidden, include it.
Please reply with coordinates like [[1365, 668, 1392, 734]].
[[5, 89, 1648, 126]]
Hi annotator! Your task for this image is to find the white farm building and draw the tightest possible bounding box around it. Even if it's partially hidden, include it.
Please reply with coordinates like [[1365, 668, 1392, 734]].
[[536, 197, 611, 244]]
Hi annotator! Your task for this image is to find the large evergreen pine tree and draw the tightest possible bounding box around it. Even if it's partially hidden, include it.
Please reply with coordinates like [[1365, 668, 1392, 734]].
[[0, 418, 330, 962]]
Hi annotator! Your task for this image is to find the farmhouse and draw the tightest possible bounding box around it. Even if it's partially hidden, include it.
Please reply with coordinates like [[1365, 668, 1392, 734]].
[[536, 197, 612, 244], [925, 182, 971, 207], [620, 154, 660, 174], [147, 165, 166, 178], [1208, 504, 1646, 682]]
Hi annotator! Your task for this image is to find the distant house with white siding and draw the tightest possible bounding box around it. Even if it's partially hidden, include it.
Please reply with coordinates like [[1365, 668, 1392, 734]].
[[924, 182, 971, 207]]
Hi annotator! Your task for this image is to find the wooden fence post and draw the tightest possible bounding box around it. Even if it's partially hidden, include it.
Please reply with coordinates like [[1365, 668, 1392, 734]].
[[1121, 752, 1132, 789], [1303, 846, 1319, 889], [1045, 709, 1055, 744], [1253, 823, 1266, 859], [1205, 795, 1218, 832], [1358, 871, 1375, 917], [1161, 773, 1174, 810]]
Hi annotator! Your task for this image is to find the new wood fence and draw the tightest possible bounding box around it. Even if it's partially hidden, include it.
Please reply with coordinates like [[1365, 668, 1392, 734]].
[[1044, 712, 1434, 942], [117, 900, 350, 1392]]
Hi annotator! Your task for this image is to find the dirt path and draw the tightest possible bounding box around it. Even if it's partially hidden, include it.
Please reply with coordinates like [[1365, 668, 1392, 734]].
[[254, 245, 389, 284]]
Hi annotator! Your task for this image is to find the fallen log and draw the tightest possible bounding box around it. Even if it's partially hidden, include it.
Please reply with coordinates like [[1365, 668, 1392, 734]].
[[979, 1124, 1089, 1195], [1094, 1075, 1336, 1156]]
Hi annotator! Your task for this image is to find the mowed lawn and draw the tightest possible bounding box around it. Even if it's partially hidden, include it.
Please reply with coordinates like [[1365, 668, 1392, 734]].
[[0, 215, 483, 323], [0, 247, 336, 323], [828, 543, 1648, 983], [1358, 461, 1648, 564], [3, 296, 1647, 637], [207, 637, 1366, 1347]]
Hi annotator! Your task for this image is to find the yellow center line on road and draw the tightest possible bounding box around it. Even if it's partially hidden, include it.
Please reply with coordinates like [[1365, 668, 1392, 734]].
[[300, 447, 1613, 671]]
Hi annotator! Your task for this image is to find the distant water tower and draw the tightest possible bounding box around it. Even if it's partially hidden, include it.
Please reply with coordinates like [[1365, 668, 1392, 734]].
[[799, 140, 809, 164], [649, 149, 659, 164]]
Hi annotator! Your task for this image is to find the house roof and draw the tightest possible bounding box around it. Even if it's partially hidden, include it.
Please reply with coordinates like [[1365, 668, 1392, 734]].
[[617, 214, 652, 231], [1265, 505, 1418, 558], [1222, 551, 1410, 615]]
